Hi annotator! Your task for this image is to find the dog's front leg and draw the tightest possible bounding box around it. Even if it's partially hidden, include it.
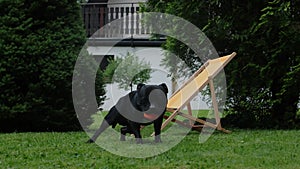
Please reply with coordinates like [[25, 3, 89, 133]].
[[87, 106, 119, 143], [129, 122, 142, 144], [153, 113, 164, 143], [87, 120, 110, 143]]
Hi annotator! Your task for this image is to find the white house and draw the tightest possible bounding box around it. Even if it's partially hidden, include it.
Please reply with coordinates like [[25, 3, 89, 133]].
[[81, 0, 209, 110]]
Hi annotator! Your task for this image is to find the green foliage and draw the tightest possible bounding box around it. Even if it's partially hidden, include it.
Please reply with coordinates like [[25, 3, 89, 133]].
[[0, 130, 300, 168], [72, 48, 106, 130], [144, 0, 300, 128], [0, 0, 105, 131], [103, 52, 152, 91]]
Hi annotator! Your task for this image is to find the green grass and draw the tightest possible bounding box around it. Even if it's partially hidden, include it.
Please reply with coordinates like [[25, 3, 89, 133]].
[[0, 129, 300, 168]]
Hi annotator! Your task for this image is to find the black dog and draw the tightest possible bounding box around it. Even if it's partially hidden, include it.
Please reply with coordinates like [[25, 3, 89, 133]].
[[87, 83, 168, 144]]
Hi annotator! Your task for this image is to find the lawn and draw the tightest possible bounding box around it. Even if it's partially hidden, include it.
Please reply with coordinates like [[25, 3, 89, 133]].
[[0, 129, 299, 168]]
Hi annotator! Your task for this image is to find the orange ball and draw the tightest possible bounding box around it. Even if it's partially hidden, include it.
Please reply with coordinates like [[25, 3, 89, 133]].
[[144, 113, 158, 120]]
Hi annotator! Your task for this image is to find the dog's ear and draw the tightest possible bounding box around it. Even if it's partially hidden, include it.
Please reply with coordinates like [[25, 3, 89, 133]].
[[137, 83, 145, 91], [159, 83, 168, 94]]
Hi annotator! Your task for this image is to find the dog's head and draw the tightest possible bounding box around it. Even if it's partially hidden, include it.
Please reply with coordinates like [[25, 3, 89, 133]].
[[135, 83, 168, 113]]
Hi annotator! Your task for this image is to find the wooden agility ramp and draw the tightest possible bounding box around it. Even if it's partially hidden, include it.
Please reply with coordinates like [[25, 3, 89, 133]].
[[162, 52, 237, 134]]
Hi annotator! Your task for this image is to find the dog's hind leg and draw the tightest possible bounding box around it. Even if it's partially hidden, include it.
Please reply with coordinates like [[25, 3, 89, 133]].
[[87, 120, 110, 143]]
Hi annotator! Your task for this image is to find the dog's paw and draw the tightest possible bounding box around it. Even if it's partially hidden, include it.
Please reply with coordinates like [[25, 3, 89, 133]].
[[154, 140, 162, 143], [154, 136, 162, 143], [86, 139, 95, 143]]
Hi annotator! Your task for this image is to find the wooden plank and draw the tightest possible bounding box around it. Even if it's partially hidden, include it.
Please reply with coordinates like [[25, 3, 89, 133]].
[[208, 79, 221, 126], [178, 112, 217, 129], [187, 103, 193, 126], [207, 52, 237, 79]]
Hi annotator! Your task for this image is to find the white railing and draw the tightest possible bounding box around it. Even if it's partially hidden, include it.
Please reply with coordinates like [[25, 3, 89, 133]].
[[81, 2, 150, 38]]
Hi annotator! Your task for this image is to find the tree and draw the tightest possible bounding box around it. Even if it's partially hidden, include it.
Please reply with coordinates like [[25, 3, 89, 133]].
[[143, 0, 300, 128], [250, 1, 300, 128], [0, 0, 106, 131], [103, 52, 152, 91]]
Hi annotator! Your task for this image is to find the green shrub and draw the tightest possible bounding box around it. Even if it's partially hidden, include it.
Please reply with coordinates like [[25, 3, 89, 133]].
[[0, 0, 105, 132]]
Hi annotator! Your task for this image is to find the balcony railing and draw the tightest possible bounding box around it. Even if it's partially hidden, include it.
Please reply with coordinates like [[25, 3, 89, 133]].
[[81, 2, 150, 38]]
